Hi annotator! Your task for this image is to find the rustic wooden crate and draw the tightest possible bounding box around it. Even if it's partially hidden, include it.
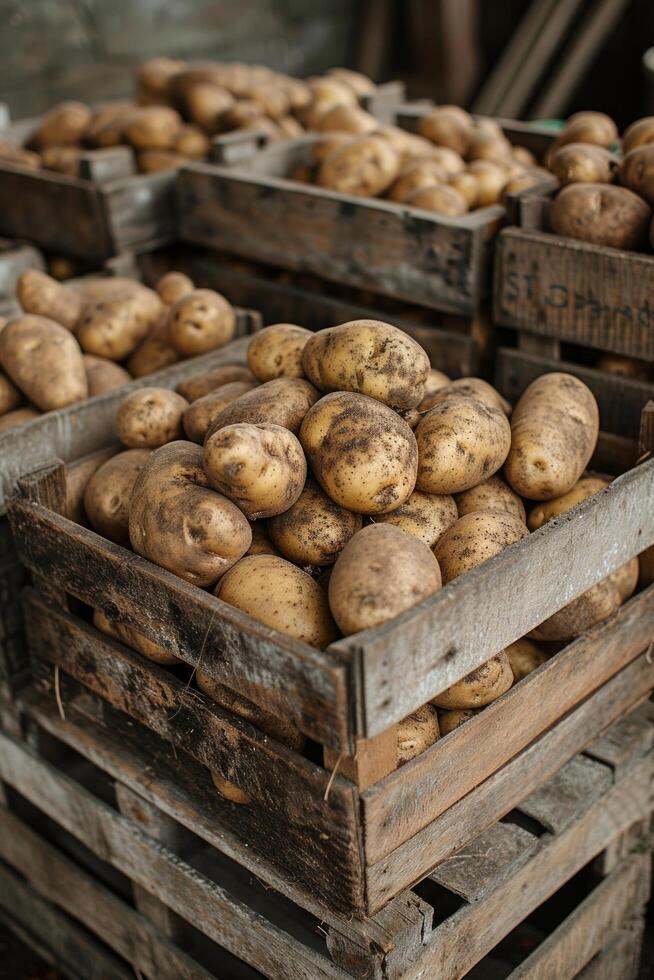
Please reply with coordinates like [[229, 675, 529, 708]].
[[0, 238, 44, 317], [6, 397, 654, 918], [493, 188, 654, 438], [0, 691, 650, 979], [177, 113, 554, 317]]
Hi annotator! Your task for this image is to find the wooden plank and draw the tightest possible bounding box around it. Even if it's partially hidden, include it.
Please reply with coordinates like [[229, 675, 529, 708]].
[[495, 347, 654, 439], [177, 162, 501, 315], [0, 730, 348, 980], [510, 855, 650, 979], [0, 332, 251, 515], [404, 756, 652, 979], [364, 652, 654, 911], [362, 588, 654, 858], [577, 916, 645, 980], [516, 755, 613, 833], [0, 805, 214, 980], [324, 727, 398, 791], [584, 701, 654, 776], [494, 228, 654, 360], [102, 170, 177, 255], [25, 594, 362, 911], [640, 400, 654, 455]]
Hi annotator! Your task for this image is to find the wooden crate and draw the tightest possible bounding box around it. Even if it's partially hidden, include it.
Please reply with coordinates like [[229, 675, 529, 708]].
[[0, 691, 650, 979], [0, 238, 44, 317], [177, 114, 554, 317], [6, 394, 654, 918], [493, 188, 654, 439]]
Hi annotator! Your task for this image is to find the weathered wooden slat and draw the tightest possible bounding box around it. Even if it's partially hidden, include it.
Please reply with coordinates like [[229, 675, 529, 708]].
[[584, 701, 654, 776], [515, 755, 612, 834], [0, 805, 214, 980], [0, 730, 348, 980], [334, 461, 654, 737], [361, 588, 654, 858], [364, 651, 654, 911], [102, 170, 177, 255], [494, 227, 654, 360], [576, 916, 645, 980], [495, 347, 654, 439], [177, 161, 500, 315], [25, 592, 362, 912]]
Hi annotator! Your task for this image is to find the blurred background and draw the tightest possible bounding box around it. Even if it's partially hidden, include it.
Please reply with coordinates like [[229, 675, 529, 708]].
[[2, 0, 654, 126]]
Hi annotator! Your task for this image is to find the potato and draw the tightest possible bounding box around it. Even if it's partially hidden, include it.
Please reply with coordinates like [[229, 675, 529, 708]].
[[501, 168, 552, 201], [184, 84, 234, 132], [448, 171, 479, 208], [530, 578, 621, 641], [311, 132, 353, 163], [597, 353, 649, 379], [300, 392, 418, 514], [0, 371, 21, 415], [36, 101, 91, 146], [329, 524, 441, 635], [84, 449, 152, 546], [424, 368, 451, 396], [424, 146, 465, 175], [505, 374, 600, 500], [0, 315, 87, 411], [619, 145, 654, 206], [182, 381, 255, 443], [83, 354, 131, 396], [434, 510, 528, 583], [138, 57, 186, 98], [0, 140, 41, 170], [217, 555, 337, 648], [85, 102, 135, 148], [129, 441, 251, 586], [156, 272, 194, 306], [172, 124, 210, 159], [549, 143, 617, 186], [512, 145, 537, 168], [549, 183, 650, 250], [454, 475, 526, 524], [209, 771, 250, 804], [326, 67, 376, 98], [76, 282, 163, 360], [208, 377, 319, 436], [124, 106, 182, 149], [505, 638, 548, 682], [93, 608, 178, 666], [314, 104, 377, 134], [466, 160, 507, 207], [375, 490, 458, 548], [387, 160, 449, 203], [397, 705, 440, 764], [420, 377, 511, 415], [277, 116, 304, 138], [116, 387, 189, 448], [432, 653, 513, 709], [302, 320, 429, 411], [247, 323, 313, 381], [203, 423, 306, 519], [317, 136, 400, 197], [166, 289, 236, 356], [40, 146, 82, 177], [405, 184, 468, 216], [267, 480, 362, 565], [417, 108, 472, 156], [609, 557, 639, 602], [560, 112, 618, 148], [415, 395, 511, 495], [137, 150, 187, 173], [374, 125, 435, 163], [247, 523, 281, 557], [126, 323, 179, 378], [467, 131, 513, 164], [638, 545, 654, 588], [527, 476, 609, 531], [0, 407, 40, 431], [622, 116, 654, 155], [17, 269, 82, 331], [176, 364, 256, 402], [438, 708, 478, 735], [196, 673, 304, 749]]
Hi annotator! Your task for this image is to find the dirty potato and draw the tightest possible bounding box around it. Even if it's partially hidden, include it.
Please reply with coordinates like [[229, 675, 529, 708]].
[[455, 475, 526, 524], [116, 387, 189, 448], [432, 652, 513, 709], [267, 480, 362, 565], [0, 315, 88, 411], [374, 489, 458, 548], [166, 289, 236, 356], [17, 269, 82, 331], [182, 380, 256, 443], [84, 448, 152, 546], [549, 183, 651, 250], [207, 377, 319, 436], [246, 323, 313, 381], [83, 354, 132, 396], [434, 510, 529, 583]]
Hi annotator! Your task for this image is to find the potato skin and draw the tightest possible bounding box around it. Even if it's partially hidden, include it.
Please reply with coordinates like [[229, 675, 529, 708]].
[[434, 510, 528, 584], [0, 371, 21, 415], [438, 708, 478, 735], [176, 364, 256, 402], [126, 323, 179, 378], [83, 354, 131, 396], [432, 653, 513, 709], [387, 160, 449, 203], [156, 271, 195, 306], [397, 705, 440, 764], [84, 449, 151, 546], [216, 555, 337, 649], [203, 423, 306, 520], [36, 101, 91, 146], [530, 578, 621, 641], [455, 476, 526, 524], [208, 378, 319, 436], [405, 184, 468, 216], [300, 391, 418, 514], [125, 106, 182, 149], [638, 545, 654, 588], [246, 323, 313, 381], [0, 315, 88, 411], [415, 395, 511, 495], [328, 523, 441, 635], [116, 387, 188, 448], [609, 557, 639, 602], [302, 320, 429, 412], [317, 135, 400, 197], [619, 145, 654, 207], [76, 283, 163, 361], [267, 480, 362, 565], [549, 183, 651, 250], [505, 373, 600, 501], [549, 143, 617, 186], [17, 270, 82, 331], [505, 638, 548, 682], [129, 441, 252, 587], [0, 407, 40, 431], [93, 608, 178, 666], [375, 490, 458, 548], [182, 381, 255, 443], [247, 523, 281, 557], [420, 377, 511, 415], [166, 289, 236, 356], [527, 476, 608, 530], [196, 673, 304, 750], [622, 116, 654, 155]]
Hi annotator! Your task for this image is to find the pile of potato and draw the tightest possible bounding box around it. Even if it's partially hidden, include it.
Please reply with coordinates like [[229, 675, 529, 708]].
[[292, 104, 549, 214], [80, 317, 648, 797], [545, 110, 654, 251], [0, 269, 236, 431], [0, 60, 379, 176]]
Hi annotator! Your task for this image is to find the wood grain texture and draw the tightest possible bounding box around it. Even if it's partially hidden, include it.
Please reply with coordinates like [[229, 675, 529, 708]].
[[577, 917, 645, 980], [494, 227, 654, 360]]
